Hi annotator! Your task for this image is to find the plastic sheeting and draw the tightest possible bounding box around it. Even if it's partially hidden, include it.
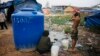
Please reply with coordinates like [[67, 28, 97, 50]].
[[85, 12, 100, 28], [13, 0, 42, 12], [80, 9, 100, 14], [0, 1, 13, 9]]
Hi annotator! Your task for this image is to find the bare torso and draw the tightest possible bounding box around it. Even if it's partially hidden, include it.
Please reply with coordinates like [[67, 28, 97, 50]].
[[72, 15, 80, 31]]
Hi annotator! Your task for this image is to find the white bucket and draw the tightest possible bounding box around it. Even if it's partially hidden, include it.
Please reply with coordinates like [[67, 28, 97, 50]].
[[61, 39, 69, 50], [51, 45, 60, 56], [51, 41, 62, 56]]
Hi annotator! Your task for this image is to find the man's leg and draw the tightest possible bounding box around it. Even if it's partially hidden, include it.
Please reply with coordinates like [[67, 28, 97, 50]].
[[0, 22, 1, 29], [1, 22, 4, 30], [68, 31, 78, 51], [3, 22, 8, 29], [72, 39, 77, 50]]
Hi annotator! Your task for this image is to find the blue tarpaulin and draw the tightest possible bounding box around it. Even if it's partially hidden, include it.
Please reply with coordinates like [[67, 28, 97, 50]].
[[85, 12, 100, 28], [13, 0, 42, 12], [80, 9, 100, 14], [0, 1, 13, 9]]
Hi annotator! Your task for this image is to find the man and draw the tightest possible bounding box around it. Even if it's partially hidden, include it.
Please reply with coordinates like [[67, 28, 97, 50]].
[[37, 30, 52, 55], [0, 12, 8, 30], [68, 11, 80, 51]]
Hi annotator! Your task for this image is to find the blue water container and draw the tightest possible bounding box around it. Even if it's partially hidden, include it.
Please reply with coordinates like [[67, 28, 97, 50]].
[[11, 8, 44, 51]]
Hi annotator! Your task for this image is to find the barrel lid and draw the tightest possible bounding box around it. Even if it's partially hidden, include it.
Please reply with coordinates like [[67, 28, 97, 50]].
[[21, 8, 35, 11]]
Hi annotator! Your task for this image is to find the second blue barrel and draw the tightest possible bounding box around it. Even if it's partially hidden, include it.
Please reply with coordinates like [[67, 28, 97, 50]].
[[11, 8, 44, 51]]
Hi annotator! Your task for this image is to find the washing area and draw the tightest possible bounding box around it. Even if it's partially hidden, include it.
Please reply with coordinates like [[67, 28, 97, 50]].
[[48, 31, 72, 56]]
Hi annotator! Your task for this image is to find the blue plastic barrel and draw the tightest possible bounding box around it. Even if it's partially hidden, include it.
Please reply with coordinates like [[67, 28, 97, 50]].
[[11, 8, 44, 51]]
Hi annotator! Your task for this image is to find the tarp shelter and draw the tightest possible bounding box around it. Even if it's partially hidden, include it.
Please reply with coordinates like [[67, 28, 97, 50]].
[[0, 1, 13, 9], [80, 9, 100, 14], [85, 12, 100, 28], [13, 0, 42, 12]]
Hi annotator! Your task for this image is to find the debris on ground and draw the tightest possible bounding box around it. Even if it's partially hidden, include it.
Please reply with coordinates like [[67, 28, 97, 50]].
[[0, 25, 100, 56]]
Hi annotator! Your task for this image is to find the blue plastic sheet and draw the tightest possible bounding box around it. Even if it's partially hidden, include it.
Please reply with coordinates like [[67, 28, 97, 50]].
[[85, 12, 100, 28], [0, 1, 13, 9], [13, 0, 42, 12]]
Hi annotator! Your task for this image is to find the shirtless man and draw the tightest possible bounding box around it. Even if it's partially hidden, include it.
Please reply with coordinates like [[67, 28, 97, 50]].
[[68, 11, 80, 51]]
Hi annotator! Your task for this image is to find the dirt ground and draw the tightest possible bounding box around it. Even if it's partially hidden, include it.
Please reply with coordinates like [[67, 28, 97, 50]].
[[0, 25, 100, 56]]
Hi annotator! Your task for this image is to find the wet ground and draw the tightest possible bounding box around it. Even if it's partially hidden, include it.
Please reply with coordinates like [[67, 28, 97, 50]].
[[0, 25, 100, 56]]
